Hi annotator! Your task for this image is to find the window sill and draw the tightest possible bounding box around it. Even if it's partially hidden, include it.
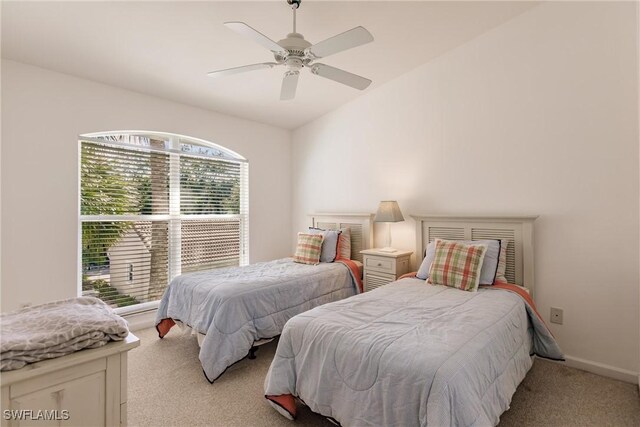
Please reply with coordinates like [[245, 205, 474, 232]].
[[119, 305, 159, 332], [115, 300, 160, 316]]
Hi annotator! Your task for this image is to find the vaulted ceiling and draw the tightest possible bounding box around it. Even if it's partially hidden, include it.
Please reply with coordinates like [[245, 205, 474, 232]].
[[2, 1, 537, 129]]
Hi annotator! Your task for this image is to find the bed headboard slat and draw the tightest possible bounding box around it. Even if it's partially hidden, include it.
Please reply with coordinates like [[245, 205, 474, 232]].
[[343, 223, 364, 262], [412, 215, 537, 295], [309, 213, 374, 263], [426, 226, 465, 244]]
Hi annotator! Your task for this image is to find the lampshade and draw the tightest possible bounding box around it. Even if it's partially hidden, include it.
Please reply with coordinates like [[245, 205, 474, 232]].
[[374, 201, 404, 223]]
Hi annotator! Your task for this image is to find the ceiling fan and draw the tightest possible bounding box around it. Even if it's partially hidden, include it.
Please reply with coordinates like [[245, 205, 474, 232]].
[[208, 0, 374, 100]]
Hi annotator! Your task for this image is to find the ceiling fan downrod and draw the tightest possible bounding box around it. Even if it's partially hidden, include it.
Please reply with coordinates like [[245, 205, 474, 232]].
[[288, 0, 301, 33]]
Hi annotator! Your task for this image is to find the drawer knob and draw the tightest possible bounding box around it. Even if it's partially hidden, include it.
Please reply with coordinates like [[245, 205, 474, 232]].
[[377, 262, 382, 266]]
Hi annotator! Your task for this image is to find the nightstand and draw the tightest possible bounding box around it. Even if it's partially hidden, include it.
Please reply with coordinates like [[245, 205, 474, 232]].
[[360, 249, 413, 292]]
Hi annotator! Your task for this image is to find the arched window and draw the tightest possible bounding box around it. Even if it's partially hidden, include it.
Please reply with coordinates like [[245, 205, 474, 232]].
[[79, 131, 248, 312]]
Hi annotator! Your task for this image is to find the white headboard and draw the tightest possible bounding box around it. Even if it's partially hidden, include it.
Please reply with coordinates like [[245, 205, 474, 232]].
[[309, 213, 375, 263], [411, 215, 538, 295]]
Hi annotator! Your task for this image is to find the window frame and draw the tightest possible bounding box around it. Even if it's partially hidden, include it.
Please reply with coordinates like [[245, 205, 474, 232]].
[[77, 131, 249, 315]]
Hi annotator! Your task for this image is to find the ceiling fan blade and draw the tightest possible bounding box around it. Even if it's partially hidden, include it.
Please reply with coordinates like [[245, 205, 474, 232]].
[[224, 22, 286, 54], [208, 62, 277, 78], [306, 26, 373, 59], [311, 63, 372, 90], [280, 72, 299, 101]]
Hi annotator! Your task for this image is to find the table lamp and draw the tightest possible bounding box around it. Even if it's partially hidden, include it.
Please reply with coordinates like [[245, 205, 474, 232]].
[[374, 201, 404, 252]]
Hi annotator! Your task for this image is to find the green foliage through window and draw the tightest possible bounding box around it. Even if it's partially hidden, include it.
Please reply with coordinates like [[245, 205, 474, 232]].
[[80, 134, 247, 309]]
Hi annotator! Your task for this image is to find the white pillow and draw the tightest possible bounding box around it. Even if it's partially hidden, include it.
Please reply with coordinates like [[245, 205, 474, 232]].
[[308, 228, 341, 263]]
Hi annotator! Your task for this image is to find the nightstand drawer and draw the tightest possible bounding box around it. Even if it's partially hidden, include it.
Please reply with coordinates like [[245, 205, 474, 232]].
[[364, 256, 395, 274]]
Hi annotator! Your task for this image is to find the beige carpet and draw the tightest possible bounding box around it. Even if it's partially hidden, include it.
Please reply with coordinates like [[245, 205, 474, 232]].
[[128, 327, 639, 426]]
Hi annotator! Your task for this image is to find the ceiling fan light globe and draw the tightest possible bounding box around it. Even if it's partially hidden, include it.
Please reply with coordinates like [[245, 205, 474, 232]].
[[285, 57, 303, 72]]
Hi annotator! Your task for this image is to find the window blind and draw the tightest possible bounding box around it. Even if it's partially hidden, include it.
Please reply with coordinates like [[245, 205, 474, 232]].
[[180, 218, 241, 273], [80, 134, 248, 310]]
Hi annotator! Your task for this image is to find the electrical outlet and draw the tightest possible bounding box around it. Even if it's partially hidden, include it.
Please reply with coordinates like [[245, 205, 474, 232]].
[[550, 307, 563, 325]]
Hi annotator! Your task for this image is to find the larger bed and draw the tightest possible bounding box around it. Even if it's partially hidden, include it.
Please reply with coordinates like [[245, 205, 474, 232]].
[[264, 215, 564, 426], [155, 213, 374, 382]]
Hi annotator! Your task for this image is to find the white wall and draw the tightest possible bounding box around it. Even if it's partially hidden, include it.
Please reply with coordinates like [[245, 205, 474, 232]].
[[1, 60, 291, 312], [291, 2, 639, 378]]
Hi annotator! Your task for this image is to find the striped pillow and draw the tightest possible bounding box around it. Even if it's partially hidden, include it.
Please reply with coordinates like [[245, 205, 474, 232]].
[[427, 239, 488, 292], [336, 227, 351, 260], [293, 233, 324, 265], [494, 239, 509, 284]]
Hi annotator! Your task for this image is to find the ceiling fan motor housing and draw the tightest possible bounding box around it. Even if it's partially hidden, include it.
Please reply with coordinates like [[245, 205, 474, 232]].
[[275, 32, 312, 66]]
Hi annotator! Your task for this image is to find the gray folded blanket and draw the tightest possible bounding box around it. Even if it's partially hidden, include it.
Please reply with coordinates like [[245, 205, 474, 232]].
[[1, 297, 129, 371]]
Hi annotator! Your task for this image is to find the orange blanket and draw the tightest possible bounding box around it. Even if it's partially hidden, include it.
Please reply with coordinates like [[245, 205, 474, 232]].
[[336, 258, 363, 293], [480, 282, 553, 335]]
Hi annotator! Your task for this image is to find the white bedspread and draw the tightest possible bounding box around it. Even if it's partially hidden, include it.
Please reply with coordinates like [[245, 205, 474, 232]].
[[265, 278, 562, 426]]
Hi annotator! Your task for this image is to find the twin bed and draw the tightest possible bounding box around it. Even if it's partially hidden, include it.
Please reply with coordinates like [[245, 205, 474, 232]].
[[264, 215, 563, 426], [155, 213, 374, 382], [156, 213, 563, 426]]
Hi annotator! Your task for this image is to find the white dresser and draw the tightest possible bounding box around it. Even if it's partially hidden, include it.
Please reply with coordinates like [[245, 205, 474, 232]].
[[1, 333, 139, 427], [361, 249, 413, 292]]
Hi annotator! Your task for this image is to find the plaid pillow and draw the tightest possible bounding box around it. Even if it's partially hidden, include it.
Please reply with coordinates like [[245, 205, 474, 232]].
[[293, 233, 324, 265], [427, 239, 488, 292]]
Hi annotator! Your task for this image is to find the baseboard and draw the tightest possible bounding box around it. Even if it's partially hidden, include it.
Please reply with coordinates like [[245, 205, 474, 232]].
[[123, 308, 157, 332], [558, 355, 638, 384]]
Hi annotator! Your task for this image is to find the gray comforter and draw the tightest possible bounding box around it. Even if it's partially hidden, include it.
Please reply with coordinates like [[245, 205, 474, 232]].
[[156, 257, 358, 382], [1, 297, 129, 371], [264, 278, 564, 426]]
